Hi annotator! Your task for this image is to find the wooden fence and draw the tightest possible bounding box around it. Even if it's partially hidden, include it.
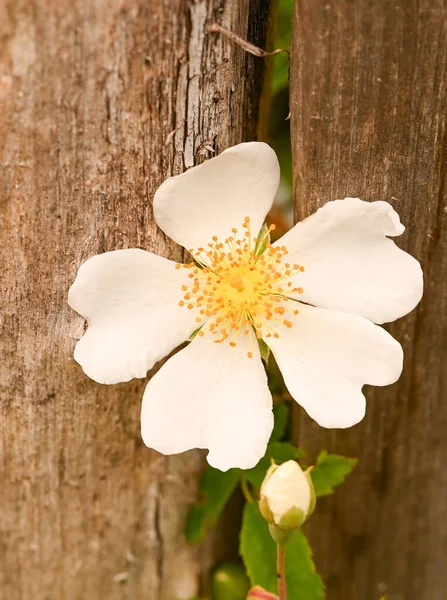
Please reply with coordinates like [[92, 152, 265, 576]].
[[291, 1, 447, 599]]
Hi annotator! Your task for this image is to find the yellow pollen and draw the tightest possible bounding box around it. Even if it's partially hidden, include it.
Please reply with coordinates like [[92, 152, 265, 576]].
[[178, 219, 304, 347]]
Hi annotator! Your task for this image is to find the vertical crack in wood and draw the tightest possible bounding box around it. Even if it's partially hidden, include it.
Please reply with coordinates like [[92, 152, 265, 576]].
[[185, 1, 207, 168]]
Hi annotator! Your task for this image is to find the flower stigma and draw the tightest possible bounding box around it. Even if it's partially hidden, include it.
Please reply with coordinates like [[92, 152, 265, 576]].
[[177, 217, 304, 357]]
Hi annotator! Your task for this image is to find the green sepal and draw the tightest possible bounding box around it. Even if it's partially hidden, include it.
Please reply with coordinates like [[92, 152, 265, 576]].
[[268, 523, 297, 547], [254, 223, 271, 256], [259, 495, 274, 524], [304, 467, 316, 518], [257, 338, 270, 365], [277, 506, 305, 530], [188, 326, 202, 341]]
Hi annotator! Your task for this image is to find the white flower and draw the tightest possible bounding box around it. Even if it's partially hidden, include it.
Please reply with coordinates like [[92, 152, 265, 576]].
[[68, 142, 423, 472], [259, 461, 314, 529]]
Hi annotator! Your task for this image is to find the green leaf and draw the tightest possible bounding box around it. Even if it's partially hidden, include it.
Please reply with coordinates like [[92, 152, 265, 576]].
[[311, 450, 358, 498], [244, 441, 304, 489], [270, 401, 289, 442], [240, 503, 325, 599], [185, 467, 240, 543]]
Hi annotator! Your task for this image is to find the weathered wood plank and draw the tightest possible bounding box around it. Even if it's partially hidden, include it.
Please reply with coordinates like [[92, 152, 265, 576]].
[[0, 1, 271, 598], [290, 1, 447, 599]]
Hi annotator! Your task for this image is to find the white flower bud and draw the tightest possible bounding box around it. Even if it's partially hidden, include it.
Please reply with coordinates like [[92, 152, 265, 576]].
[[259, 460, 315, 533]]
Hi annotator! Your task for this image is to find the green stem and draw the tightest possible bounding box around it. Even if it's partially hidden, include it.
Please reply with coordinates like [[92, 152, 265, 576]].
[[240, 477, 255, 503], [277, 544, 287, 600]]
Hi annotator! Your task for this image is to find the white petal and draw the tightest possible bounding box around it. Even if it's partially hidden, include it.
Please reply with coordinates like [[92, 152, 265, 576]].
[[141, 330, 273, 471], [153, 142, 280, 252], [276, 198, 423, 324], [68, 249, 198, 384], [267, 303, 403, 428]]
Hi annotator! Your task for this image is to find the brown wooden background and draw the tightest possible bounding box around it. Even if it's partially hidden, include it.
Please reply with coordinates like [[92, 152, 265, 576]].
[[0, 1, 271, 598], [1, 0, 446, 598], [291, 1, 447, 599]]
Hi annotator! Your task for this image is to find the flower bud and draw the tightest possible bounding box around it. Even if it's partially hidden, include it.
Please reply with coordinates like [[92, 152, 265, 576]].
[[259, 460, 315, 538], [246, 586, 279, 599]]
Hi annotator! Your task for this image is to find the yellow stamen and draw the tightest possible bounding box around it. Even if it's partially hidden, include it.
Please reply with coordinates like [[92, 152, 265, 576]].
[[178, 218, 304, 346]]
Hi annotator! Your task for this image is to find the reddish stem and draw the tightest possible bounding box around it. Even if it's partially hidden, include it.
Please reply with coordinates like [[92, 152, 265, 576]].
[[277, 544, 288, 600]]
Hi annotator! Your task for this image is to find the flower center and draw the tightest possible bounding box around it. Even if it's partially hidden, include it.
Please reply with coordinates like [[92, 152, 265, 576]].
[[230, 276, 245, 291], [176, 217, 304, 357]]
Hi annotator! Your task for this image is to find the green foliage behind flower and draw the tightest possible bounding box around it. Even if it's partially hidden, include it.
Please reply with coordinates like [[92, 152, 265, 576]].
[[185, 402, 357, 599], [271, 0, 294, 95], [311, 451, 358, 497]]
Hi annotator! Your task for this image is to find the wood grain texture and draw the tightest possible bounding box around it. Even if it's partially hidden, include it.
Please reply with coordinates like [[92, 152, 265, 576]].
[[290, 1, 447, 599], [0, 1, 271, 598]]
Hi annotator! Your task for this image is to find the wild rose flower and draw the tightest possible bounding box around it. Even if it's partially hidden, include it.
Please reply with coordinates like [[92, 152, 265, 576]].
[[68, 142, 423, 471]]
